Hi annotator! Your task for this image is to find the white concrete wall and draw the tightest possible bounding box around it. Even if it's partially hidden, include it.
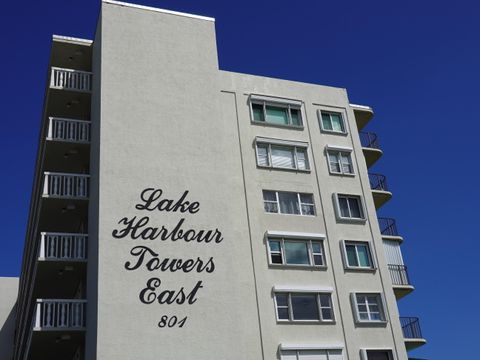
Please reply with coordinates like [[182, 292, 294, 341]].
[[0, 277, 18, 360]]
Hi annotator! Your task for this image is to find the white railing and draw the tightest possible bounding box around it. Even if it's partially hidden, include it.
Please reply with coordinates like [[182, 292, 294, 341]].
[[34, 299, 86, 330], [50, 67, 92, 93], [47, 117, 90, 143], [43, 172, 89, 199], [39, 232, 87, 261]]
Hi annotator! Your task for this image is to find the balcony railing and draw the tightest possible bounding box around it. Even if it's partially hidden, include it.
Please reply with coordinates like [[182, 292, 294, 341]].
[[388, 264, 411, 286], [39, 232, 87, 261], [50, 67, 92, 93], [43, 172, 89, 199], [378, 217, 398, 236], [47, 117, 90, 143], [34, 299, 86, 330], [400, 317, 423, 339], [359, 131, 380, 149], [369, 173, 389, 191]]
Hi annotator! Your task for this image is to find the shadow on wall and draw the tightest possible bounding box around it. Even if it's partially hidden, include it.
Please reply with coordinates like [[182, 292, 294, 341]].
[[0, 304, 16, 360]]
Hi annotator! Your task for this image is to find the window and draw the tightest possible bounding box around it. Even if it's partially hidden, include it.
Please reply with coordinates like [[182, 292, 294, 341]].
[[335, 194, 365, 220], [343, 241, 374, 269], [268, 238, 325, 267], [320, 111, 346, 133], [327, 150, 353, 175], [280, 349, 343, 360], [352, 293, 386, 323], [251, 100, 302, 127], [256, 142, 309, 171], [363, 350, 394, 360], [275, 292, 334, 322], [263, 191, 315, 216]]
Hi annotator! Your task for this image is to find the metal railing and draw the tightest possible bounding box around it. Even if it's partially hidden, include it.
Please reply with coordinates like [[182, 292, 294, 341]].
[[34, 299, 86, 330], [388, 264, 410, 285], [43, 172, 89, 199], [359, 131, 380, 149], [369, 173, 389, 191], [378, 217, 399, 236], [47, 117, 90, 143], [50, 67, 92, 93], [39, 233, 87, 261], [400, 317, 423, 339]]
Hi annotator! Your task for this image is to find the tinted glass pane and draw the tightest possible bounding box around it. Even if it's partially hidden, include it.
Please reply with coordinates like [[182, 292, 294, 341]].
[[264, 202, 278, 213], [277, 307, 289, 320], [348, 197, 362, 218], [301, 204, 315, 216], [300, 193, 313, 204], [366, 350, 392, 360], [266, 105, 288, 125], [357, 244, 371, 267], [271, 146, 295, 168], [328, 152, 341, 172], [313, 254, 323, 266], [312, 242, 322, 253], [271, 253, 283, 264], [263, 190, 276, 201], [319, 294, 331, 307], [346, 244, 359, 267], [252, 103, 264, 122], [338, 197, 350, 217], [269, 240, 281, 252], [330, 113, 344, 132], [276, 294, 288, 306], [290, 108, 301, 126], [321, 113, 332, 130], [284, 241, 310, 265], [278, 192, 300, 214], [291, 294, 319, 320], [321, 308, 333, 320]]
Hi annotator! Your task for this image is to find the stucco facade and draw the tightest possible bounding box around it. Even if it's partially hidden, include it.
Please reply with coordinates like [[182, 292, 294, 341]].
[[6, 1, 425, 360]]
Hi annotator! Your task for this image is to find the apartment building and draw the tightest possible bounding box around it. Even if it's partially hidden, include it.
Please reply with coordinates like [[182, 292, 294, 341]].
[[2, 1, 426, 359]]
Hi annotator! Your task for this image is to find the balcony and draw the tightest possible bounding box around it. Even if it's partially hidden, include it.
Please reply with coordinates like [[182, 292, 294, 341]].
[[369, 173, 392, 209], [47, 117, 90, 143], [388, 264, 414, 299], [50, 67, 92, 93], [360, 131, 383, 167], [34, 299, 86, 331], [42, 172, 89, 199], [39, 233, 87, 262], [400, 317, 427, 350], [350, 103, 374, 130]]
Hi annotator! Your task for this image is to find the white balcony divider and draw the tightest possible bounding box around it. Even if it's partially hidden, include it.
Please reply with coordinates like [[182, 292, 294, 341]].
[[43, 172, 89, 199], [47, 117, 90, 143], [39, 232, 87, 261], [34, 299, 86, 330], [50, 67, 92, 93]]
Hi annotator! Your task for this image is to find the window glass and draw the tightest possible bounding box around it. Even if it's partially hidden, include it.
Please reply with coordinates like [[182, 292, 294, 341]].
[[268, 240, 283, 264], [338, 197, 350, 217], [346, 244, 359, 267], [357, 244, 371, 267], [366, 350, 392, 360], [328, 152, 341, 173], [266, 105, 289, 125], [300, 194, 315, 215], [284, 241, 310, 265], [276, 293, 290, 320], [330, 113, 344, 132], [290, 108, 301, 126], [291, 294, 319, 320], [278, 192, 300, 214], [312, 242, 324, 266], [296, 148, 308, 170], [256, 144, 269, 166], [348, 198, 362, 218], [263, 190, 278, 213], [252, 103, 264, 122], [271, 146, 295, 168], [319, 294, 333, 320], [321, 113, 333, 130]]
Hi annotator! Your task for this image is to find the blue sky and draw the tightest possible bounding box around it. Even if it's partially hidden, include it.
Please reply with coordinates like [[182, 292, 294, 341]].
[[1, 0, 479, 358]]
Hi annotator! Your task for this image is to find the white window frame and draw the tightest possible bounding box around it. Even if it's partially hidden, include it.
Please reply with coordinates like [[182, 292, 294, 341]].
[[267, 236, 326, 268], [263, 190, 316, 216], [326, 147, 354, 176], [280, 347, 344, 360], [255, 140, 310, 172], [333, 193, 366, 222], [274, 291, 335, 323], [318, 109, 347, 134], [360, 349, 396, 360], [250, 95, 304, 128], [351, 292, 387, 324], [341, 240, 376, 270]]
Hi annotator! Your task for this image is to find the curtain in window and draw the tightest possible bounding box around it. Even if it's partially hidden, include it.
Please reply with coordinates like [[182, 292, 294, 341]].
[[266, 105, 289, 125], [271, 146, 295, 168], [330, 113, 344, 132], [296, 148, 308, 170], [256, 144, 269, 166], [279, 192, 300, 214], [340, 153, 352, 173], [284, 241, 309, 265], [328, 152, 341, 172]]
